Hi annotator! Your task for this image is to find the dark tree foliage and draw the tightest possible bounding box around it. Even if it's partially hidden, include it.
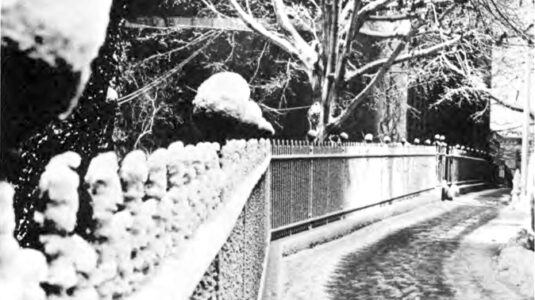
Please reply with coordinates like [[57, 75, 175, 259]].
[[408, 82, 491, 148], [405, 4, 495, 148]]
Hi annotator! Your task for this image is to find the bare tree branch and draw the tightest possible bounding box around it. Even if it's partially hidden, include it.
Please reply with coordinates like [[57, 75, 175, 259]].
[[359, 27, 410, 39], [227, 0, 317, 69], [345, 35, 462, 81], [339, 0, 397, 48], [134, 90, 162, 149], [484, 0, 532, 43], [273, 0, 311, 50], [490, 95, 535, 120], [328, 37, 408, 131], [356, 0, 397, 18], [368, 13, 418, 21], [250, 41, 269, 83], [131, 30, 217, 68], [200, 0, 232, 19], [334, 0, 363, 85], [118, 34, 219, 105]]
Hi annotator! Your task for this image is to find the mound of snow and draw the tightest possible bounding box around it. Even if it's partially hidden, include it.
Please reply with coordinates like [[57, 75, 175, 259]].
[[2, 0, 112, 71], [193, 72, 274, 134], [1, 0, 113, 119]]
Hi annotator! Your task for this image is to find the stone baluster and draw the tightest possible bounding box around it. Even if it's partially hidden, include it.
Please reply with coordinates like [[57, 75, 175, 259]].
[[85, 152, 127, 299], [37, 152, 98, 300]]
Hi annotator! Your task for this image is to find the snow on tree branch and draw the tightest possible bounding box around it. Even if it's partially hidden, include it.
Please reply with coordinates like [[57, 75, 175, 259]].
[[227, 0, 318, 70], [273, 0, 311, 50]]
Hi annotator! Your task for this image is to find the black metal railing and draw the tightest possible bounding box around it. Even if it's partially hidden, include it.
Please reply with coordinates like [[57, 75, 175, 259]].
[[269, 140, 446, 237]]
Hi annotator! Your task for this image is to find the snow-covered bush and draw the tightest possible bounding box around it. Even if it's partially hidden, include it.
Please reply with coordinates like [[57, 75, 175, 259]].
[[193, 72, 275, 139]]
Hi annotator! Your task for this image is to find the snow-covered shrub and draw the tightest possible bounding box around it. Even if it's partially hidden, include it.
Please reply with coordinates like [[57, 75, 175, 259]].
[[193, 72, 275, 140]]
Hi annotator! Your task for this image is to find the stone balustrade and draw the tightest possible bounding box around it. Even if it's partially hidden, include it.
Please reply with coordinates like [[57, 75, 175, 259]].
[[0, 138, 271, 300]]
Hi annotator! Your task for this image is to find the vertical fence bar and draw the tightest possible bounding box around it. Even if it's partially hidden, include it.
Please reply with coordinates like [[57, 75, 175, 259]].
[[308, 154, 314, 221]]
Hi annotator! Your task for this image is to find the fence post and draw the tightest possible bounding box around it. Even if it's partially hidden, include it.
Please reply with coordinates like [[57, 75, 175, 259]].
[[308, 151, 314, 227]]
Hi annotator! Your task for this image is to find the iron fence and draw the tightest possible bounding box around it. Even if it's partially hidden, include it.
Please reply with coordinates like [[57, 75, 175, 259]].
[[449, 155, 493, 184], [438, 147, 493, 185], [269, 140, 450, 236]]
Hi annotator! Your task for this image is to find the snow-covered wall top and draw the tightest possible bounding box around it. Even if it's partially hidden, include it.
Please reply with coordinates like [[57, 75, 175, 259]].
[[0, 138, 271, 300]]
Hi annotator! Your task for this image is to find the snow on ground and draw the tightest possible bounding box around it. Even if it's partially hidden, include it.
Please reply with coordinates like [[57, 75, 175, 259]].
[[281, 195, 467, 300], [280, 189, 533, 300]]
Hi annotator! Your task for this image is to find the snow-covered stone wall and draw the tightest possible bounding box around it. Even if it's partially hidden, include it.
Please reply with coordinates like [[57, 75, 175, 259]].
[[0, 139, 271, 300]]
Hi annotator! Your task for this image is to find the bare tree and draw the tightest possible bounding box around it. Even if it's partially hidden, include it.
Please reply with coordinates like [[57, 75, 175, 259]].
[[202, 0, 527, 140]]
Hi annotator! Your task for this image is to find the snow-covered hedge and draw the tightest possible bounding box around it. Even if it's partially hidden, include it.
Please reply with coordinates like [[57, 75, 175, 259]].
[[0, 139, 271, 300]]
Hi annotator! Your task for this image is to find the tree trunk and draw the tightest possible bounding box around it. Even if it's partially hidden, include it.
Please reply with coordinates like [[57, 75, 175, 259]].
[[307, 69, 325, 139], [307, 66, 340, 142]]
